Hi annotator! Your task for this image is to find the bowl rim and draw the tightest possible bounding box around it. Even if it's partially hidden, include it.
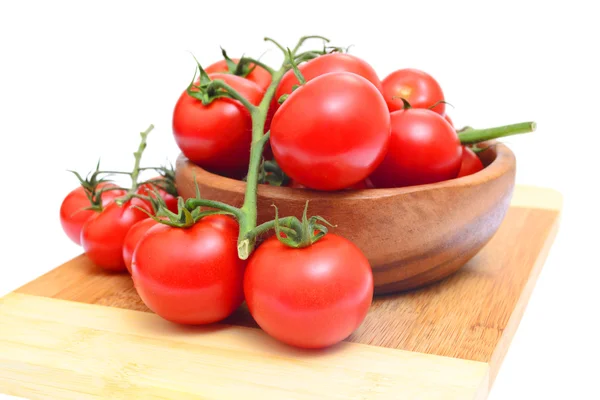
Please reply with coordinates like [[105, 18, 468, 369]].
[[176, 142, 515, 201]]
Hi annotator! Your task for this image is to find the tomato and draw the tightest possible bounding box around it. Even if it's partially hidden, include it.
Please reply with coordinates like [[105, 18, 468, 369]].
[[172, 73, 264, 176], [381, 68, 445, 115], [81, 197, 151, 271], [60, 183, 126, 245], [270, 72, 390, 191], [369, 108, 462, 188], [274, 53, 382, 110], [132, 215, 246, 325], [122, 218, 160, 274], [457, 146, 484, 177], [205, 58, 272, 91], [244, 234, 373, 349]]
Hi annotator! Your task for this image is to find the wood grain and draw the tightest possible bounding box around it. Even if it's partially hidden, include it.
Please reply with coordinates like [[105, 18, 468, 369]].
[[176, 143, 517, 293], [0, 293, 489, 400], [15, 186, 561, 385]]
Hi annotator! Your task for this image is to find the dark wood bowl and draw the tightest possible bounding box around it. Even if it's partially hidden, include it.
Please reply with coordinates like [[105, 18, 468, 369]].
[[175, 143, 516, 294]]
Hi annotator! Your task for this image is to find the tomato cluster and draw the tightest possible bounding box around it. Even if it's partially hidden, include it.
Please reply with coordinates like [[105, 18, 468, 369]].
[[60, 35, 533, 351], [173, 52, 485, 192]]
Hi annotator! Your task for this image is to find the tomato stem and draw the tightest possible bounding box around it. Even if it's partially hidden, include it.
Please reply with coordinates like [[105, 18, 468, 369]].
[[236, 36, 331, 259], [239, 57, 275, 75], [459, 121, 536, 144], [185, 198, 244, 220], [115, 124, 154, 206], [209, 80, 258, 113], [244, 216, 303, 241]]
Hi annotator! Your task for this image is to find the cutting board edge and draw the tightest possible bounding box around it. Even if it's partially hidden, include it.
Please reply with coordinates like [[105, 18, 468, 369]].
[[1, 292, 490, 400]]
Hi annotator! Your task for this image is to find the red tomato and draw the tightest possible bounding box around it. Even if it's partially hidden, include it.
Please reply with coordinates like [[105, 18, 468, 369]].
[[132, 215, 246, 325], [244, 234, 373, 349], [457, 146, 484, 177], [81, 197, 151, 271], [172, 73, 264, 176], [369, 108, 462, 188], [274, 53, 382, 110], [205, 58, 272, 91], [381, 68, 445, 115], [59, 183, 126, 245], [271, 72, 390, 191], [122, 218, 160, 274]]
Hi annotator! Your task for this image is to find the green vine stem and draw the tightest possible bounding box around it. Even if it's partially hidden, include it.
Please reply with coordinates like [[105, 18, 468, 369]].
[[183, 36, 339, 259], [114, 124, 154, 205], [458, 122, 536, 144]]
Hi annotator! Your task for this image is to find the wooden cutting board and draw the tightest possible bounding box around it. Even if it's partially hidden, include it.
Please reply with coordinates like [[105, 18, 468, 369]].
[[0, 185, 561, 400]]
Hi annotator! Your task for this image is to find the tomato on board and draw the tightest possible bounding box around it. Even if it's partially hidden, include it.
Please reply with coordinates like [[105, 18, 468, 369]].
[[457, 146, 484, 177], [60, 183, 126, 245], [381, 68, 445, 115], [369, 108, 462, 188], [270, 72, 390, 191], [122, 218, 160, 274], [244, 234, 374, 349], [274, 53, 383, 109], [131, 215, 246, 325], [172, 73, 264, 176], [81, 197, 152, 271], [205, 58, 272, 91]]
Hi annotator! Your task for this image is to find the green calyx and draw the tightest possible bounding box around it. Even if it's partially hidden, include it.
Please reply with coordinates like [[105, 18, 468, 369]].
[[249, 156, 290, 187], [68, 159, 115, 212], [142, 180, 234, 229], [273, 202, 335, 249]]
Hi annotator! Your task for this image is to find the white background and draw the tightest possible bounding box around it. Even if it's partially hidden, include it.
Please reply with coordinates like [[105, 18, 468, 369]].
[[1, 1, 599, 399]]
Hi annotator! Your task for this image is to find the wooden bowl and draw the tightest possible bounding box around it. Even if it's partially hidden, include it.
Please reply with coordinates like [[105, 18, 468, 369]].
[[175, 143, 516, 294]]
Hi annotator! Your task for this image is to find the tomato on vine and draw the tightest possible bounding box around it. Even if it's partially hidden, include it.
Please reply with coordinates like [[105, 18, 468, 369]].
[[271, 72, 390, 191], [382, 68, 445, 115], [370, 104, 462, 188], [60, 182, 126, 245], [172, 73, 264, 177], [122, 217, 160, 274], [274, 53, 382, 110], [132, 214, 246, 325], [206, 57, 272, 91], [244, 232, 373, 349]]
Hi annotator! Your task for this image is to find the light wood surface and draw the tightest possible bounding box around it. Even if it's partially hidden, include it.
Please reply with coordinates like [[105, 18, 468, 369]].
[[0, 293, 489, 400], [176, 144, 517, 293], [1, 185, 562, 399]]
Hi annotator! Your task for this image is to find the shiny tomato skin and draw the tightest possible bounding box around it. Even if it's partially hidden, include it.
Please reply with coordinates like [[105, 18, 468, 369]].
[[172, 73, 264, 176], [275, 53, 383, 108], [244, 234, 373, 349], [122, 218, 160, 274], [457, 146, 484, 177], [205, 58, 272, 91], [131, 215, 246, 325], [60, 183, 126, 245], [370, 108, 462, 188], [81, 197, 152, 271], [271, 72, 390, 191], [382, 68, 445, 115]]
